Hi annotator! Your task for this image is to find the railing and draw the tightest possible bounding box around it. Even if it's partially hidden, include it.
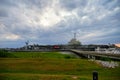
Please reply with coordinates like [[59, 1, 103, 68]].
[[70, 49, 120, 61]]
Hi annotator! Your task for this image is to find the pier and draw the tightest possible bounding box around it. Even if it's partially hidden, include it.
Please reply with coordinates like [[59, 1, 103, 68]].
[[70, 49, 120, 61]]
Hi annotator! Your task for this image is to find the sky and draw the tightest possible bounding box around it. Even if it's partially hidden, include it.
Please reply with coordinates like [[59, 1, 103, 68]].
[[0, 0, 120, 48]]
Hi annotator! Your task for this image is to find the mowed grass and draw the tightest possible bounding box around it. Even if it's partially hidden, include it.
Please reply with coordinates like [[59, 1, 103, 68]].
[[0, 51, 120, 80], [0, 73, 91, 80]]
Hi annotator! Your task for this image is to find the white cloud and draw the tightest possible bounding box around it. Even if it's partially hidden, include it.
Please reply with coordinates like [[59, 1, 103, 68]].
[[39, 7, 61, 28], [81, 16, 91, 24], [0, 23, 21, 41], [5, 34, 21, 40], [0, 0, 120, 47], [79, 28, 118, 42], [0, 33, 21, 41]]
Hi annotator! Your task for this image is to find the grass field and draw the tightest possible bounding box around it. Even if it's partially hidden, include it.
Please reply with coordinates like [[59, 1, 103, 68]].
[[0, 51, 76, 59], [0, 51, 120, 80]]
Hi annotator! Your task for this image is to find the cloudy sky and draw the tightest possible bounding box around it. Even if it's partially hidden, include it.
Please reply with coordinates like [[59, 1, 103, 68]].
[[0, 0, 120, 48]]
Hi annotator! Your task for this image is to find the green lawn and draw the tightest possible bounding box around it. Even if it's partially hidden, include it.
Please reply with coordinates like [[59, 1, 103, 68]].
[[0, 51, 76, 59], [0, 51, 120, 80]]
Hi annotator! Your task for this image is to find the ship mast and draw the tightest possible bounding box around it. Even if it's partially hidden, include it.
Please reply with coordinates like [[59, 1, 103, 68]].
[[74, 33, 76, 40]]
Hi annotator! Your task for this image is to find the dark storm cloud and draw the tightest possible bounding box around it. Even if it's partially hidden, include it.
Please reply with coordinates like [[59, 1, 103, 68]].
[[0, 0, 14, 6], [60, 0, 87, 11], [0, 9, 8, 17]]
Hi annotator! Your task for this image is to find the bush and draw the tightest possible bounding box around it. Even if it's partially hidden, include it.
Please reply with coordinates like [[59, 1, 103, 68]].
[[99, 57, 112, 61], [64, 55, 72, 59]]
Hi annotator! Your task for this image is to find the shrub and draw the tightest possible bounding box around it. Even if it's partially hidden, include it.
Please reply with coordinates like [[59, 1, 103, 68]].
[[64, 55, 72, 59]]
